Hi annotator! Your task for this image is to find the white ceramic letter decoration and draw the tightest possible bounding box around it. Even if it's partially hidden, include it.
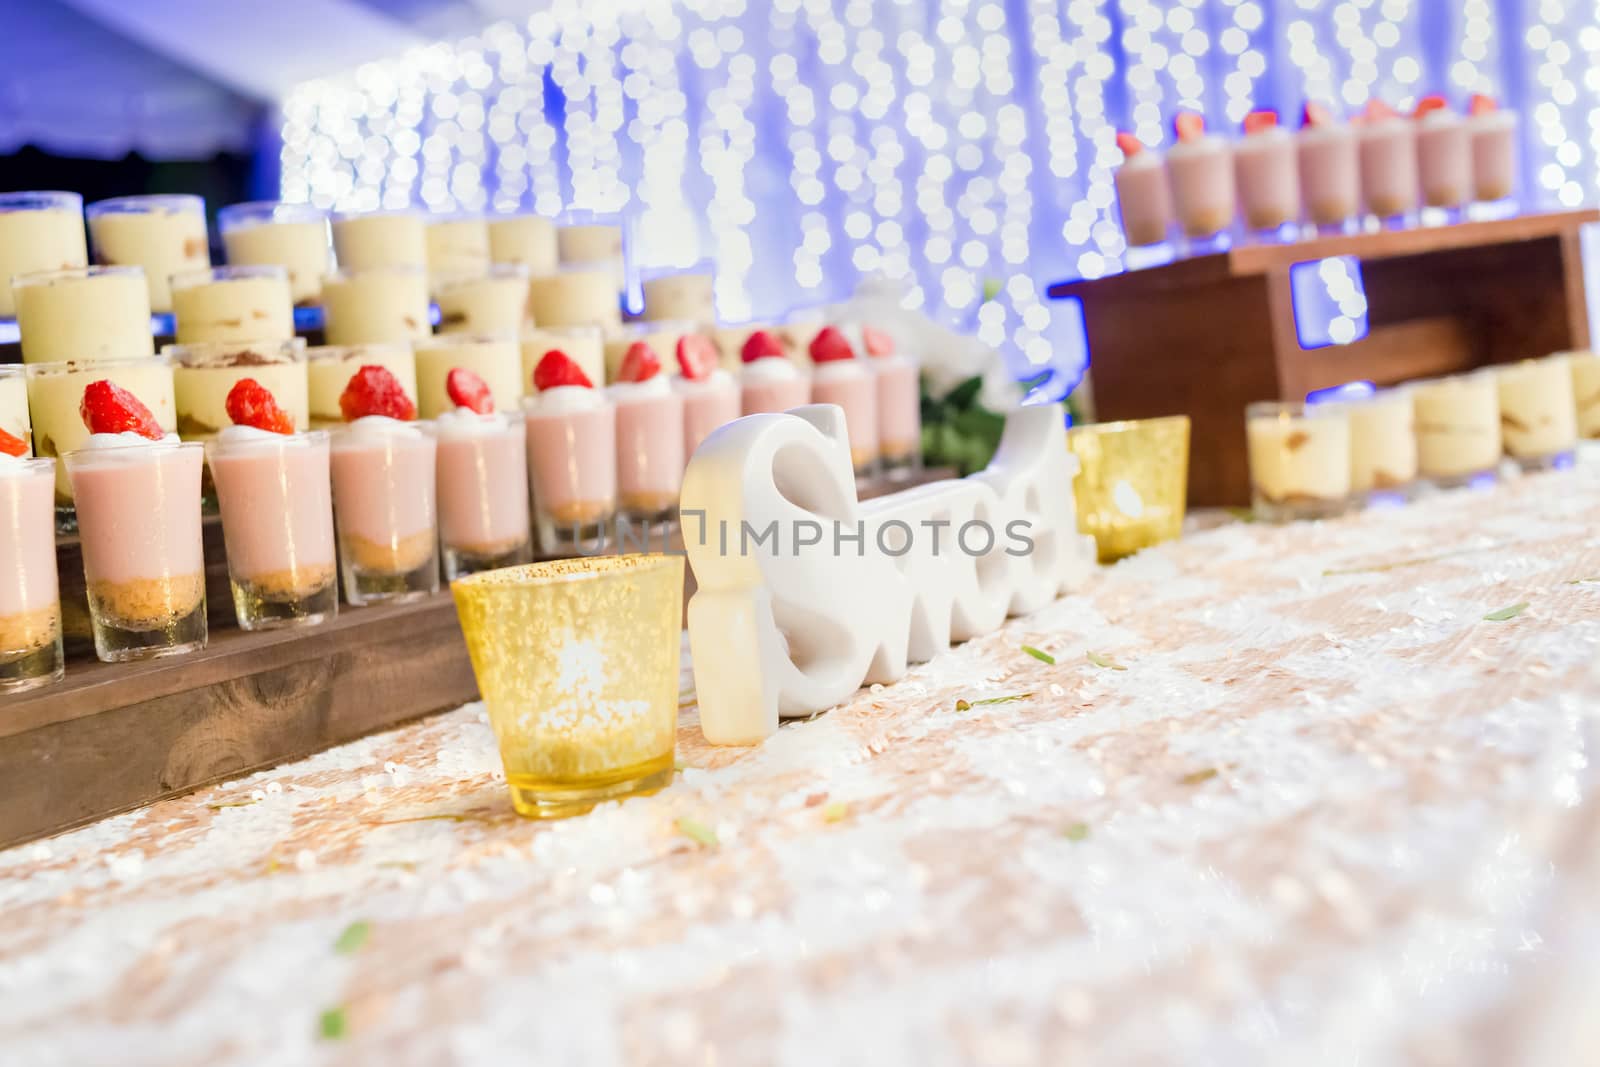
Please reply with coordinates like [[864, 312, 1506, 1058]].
[[680, 402, 1095, 745]]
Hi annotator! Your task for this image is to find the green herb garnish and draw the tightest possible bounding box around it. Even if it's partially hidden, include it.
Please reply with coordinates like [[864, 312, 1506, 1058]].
[[206, 799, 259, 810], [1086, 651, 1127, 671], [1021, 645, 1056, 665], [318, 1007, 348, 1040], [1062, 821, 1090, 841], [1179, 768, 1219, 786], [675, 816, 719, 847], [1483, 602, 1529, 621], [954, 692, 1034, 711], [333, 921, 371, 955]]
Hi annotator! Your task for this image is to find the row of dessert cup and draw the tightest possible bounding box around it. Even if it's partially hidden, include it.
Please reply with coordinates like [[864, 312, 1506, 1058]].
[[1245, 352, 1599, 522], [1116, 98, 1518, 254], [0, 191, 653, 316], [0, 328, 923, 693]]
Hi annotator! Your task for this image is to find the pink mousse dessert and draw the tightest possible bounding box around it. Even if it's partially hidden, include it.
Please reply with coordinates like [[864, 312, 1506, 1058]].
[[64, 382, 205, 663], [432, 368, 532, 579], [673, 333, 738, 464], [1234, 110, 1299, 233], [862, 325, 921, 478], [0, 443, 62, 691], [740, 329, 810, 416], [1468, 94, 1518, 204], [1357, 99, 1418, 221], [206, 379, 337, 631], [1296, 102, 1360, 230], [809, 326, 880, 477], [1414, 96, 1471, 210], [609, 341, 685, 521], [524, 350, 616, 551], [328, 367, 438, 605], [1166, 112, 1235, 240], [1113, 132, 1172, 247]]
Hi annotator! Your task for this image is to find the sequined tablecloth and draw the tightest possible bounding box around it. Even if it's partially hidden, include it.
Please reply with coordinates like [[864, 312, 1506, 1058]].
[[4, 468, 1600, 1067]]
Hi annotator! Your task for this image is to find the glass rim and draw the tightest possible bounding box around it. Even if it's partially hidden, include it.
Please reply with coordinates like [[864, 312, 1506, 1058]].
[[328, 419, 430, 444], [0, 364, 25, 380], [1066, 414, 1190, 438], [520, 324, 603, 340], [426, 213, 487, 226], [163, 337, 307, 366], [556, 211, 624, 227], [330, 207, 422, 223], [611, 318, 697, 337], [23, 354, 173, 376], [12, 264, 145, 287], [414, 334, 521, 351], [62, 438, 201, 464], [1245, 400, 1345, 418], [217, 200, 328, 227], [2, 456, 59, 475], [325, 265, 427, 281], [486, 210, 556, 224], [204, 428, 330, 455], [421, 408, 526, 434], [639, 262, 716, 282], [0, 191, 82, 212], [452, 553, 680, 591], [520, 390, 610, 414], [171, 264, 289, 289], [304, 342, 413, 362], [435, 264, 531, 288], [87, 194, 205, 216], [532, 261, 620, 278]]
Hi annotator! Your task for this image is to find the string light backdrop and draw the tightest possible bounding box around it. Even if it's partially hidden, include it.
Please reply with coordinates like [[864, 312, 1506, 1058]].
[[280, 1, 1591, 399]]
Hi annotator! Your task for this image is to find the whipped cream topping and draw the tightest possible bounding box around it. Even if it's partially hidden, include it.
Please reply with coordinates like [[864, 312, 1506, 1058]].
[[433, 407, 511, 437], [1467, 109, 1517, 130], [608, 375, 673, 403], [742, 357, 801, 384], [0, 451, 32, 475], [342, 415, 424, 440], [1120, 149, 1164, 171], [529, 384, 605, 415], [216, 424, 299, 446], [1360, 116, 1411, 136], [1167, 135, 1225, 158], [674, 368, 735, 395], [1418, 109, 1462, 128], [812, 359, 868, 385], [82, 431, 182, 451]]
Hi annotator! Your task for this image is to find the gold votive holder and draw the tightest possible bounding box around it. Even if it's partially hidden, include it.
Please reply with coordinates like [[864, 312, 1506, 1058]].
[[1066, 415, 1190, 562], [451, 554, 683, 819]]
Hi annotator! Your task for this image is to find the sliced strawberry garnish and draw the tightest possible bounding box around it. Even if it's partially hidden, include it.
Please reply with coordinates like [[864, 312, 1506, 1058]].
[[1243, 109, 1277, 135], [79, 380, 164, 439], [617, 341, 663, 384], [1114, 131, 1143, 159], [675, 333, 719, 381], [532, 349, 594, 391], [1364, 98, 1397, 122], [809, 326, 856, 364], [225, 378, 296, 435], [1468, 93, 1497, 116], [0, 426, 27, 457], [446, 367, 495, 414], [1173, 111, 1205, 142], [862, 325, 895, 357], [339, 365, 417, 422], [740, 329, 787, 363], [1302, 101, 1333, 128], [1414, 94, 1449, 119]]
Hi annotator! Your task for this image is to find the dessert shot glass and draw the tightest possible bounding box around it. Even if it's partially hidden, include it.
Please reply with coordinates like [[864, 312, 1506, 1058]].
[[329, 421, 439, 605], [0, 458, 64, 692], [1245, 401, 1353, 522]]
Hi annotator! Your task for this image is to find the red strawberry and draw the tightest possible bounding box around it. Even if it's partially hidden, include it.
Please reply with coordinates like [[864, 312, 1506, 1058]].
[[446, 367, 495, 414], [676, 333, 719, 380], [0, 426, 27, 458], [225, 378, 296, 435], [79, 380, 164, 439], [1414, 94, 1449, 119], [1243, 109, 1277, 135], [740, 329, 787, 363], [532, 349, 594, 391], [1364, 98, 1397, 122], [1173, 111, 1205, 142], [339, 365, 417, 422], [617, 341, 663, 384], [1114, 131, 1143, 159], [1469, 93, 1497, 116], [1302, 101, 1333, 128], [809, 326, 856, 364], [862, 325, 895, 357]]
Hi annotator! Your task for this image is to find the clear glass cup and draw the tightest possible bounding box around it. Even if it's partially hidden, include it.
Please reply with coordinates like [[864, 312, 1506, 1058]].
[[320, 266, 432, 345], [435, 264, 530, 338], [639, 263, 715, 324], [1343, 388, 1418, 505], [1496, 356, 1577, 471], [0, 458, 64, 692], [217, 201, 332, 306], [873, 351, 922, 479], [0, 365, 32, 455], [451, 554, 684, 818], [329, 422, 439, 605], [329, 209, 426, 272], [487, 213, 559, 273], [411, 335, 524, 419], [523, 394, 616, 554], [304, 343, 418, 429], [1245, 401, 1353, 522], [0, 191, 87, 319], [85, 194, 209, 313], [810, 357, 881, 479], [425, 214, 492, 289], [207, 431, 338, 630], [1411, 370, 1502, 488], [612, 385, 684, 522], [170, 265, 295, 344], [431, 411, 533, 580], [555, 211, 627, 295], [1066, 415, 1189, 562], [12, 265, 154, 364], [64, 440, 207, 662], [167, 337, 308, 441], [1569, 350, 1600, 440], [526, 264, 621, 330], [520, 325, 605, 394]]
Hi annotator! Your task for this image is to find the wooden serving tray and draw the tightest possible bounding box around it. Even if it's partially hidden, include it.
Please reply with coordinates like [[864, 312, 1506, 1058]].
[[0, 467, 953, 850]]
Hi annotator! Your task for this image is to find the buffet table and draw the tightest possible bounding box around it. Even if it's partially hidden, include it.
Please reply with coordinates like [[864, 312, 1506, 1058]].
[[3, 466, 1599, 1065]]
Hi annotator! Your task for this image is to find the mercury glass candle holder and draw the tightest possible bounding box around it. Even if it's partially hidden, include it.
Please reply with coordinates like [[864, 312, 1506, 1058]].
[[451, 555, 684, 819], [1065, 415, 1189, 562]]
